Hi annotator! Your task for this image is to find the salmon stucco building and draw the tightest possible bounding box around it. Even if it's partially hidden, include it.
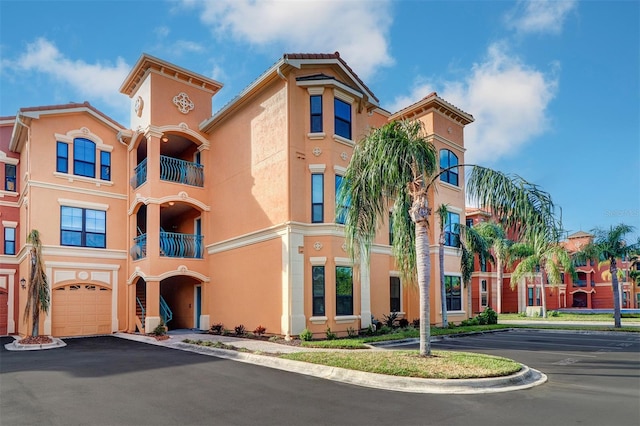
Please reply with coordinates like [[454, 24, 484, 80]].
[[0, 52, 475, 339]]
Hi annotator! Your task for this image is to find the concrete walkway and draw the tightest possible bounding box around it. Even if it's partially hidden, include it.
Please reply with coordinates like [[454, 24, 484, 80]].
[[112, 330, 547, 394]]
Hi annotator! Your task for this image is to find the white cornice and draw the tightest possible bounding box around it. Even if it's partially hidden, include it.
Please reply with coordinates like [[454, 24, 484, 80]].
[[43, 246, 128, 260], [28, 180, 126, 200]]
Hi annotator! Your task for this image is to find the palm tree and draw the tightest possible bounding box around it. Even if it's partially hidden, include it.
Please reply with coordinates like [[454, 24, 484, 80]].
[[23, 229, 50, 337], [473, 222, 513, 313], [436, 203, 449, 327], [339, 119, 559, 356], [458, 224, 491, 316], [573, 224, 638, 327], [510, 232, 574, 318]]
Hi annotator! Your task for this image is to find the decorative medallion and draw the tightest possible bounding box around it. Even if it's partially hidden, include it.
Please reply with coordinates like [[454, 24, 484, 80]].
[[135, 96, 144, 117], [78, 271, 89, 280], [313, 242, 323, 251], [173, 92, 195, 114], [312, 147, 322, 157], [340, 152, 348, 161], [342, 243, 347, 252]]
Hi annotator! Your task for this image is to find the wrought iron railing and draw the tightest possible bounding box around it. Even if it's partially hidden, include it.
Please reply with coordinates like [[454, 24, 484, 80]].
[[160, 155, 204, 187], [131, 234, 147, 260], [574, 279, 587, 287], [136, 296, 146, 326], [131, 158, 148, 189], [160, 296, 173, 325], [160, 231, 203, 258]]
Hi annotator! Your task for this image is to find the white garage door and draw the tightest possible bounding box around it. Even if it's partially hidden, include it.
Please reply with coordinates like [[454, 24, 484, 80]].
[[52, 284, 111, 337]]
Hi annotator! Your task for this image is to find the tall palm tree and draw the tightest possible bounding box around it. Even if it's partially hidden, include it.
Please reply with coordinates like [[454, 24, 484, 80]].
[[436, 203, 449, 328], [339, 119, 558, 356], [23, 229, 50, 337], [573, 224, 638, 327], [510, 232, 574, 318], [473, 222, 513, 313], [458, 224, 491, 316]]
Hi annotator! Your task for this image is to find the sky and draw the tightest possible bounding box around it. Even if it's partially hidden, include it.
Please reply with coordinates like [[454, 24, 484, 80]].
[[1, 0, 638, 242]]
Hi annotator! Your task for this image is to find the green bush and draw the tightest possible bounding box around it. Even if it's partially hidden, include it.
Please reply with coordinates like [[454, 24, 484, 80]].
[[377, 325, 392, 335], [480, 307, 498, 325], [382, 312, 399, 328], [398, 318, 409, 328], [253, 325, 266, 336], [234, 324, 246, 336], [364, 324, 376, 336], [152, 322, 167, 336], [325, 327, 337, 340], [548, 310, 560, 317], [209, 323, 224, 335], [299, 328, 313, 341]]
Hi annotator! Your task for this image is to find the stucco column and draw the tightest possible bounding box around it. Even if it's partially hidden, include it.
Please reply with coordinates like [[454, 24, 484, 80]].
[[360, 262, 371, 329], [145, 279, 161, 332], [128, 282, 137, 333], [146, 203, 160, 259], [281, 227, 305, 339]]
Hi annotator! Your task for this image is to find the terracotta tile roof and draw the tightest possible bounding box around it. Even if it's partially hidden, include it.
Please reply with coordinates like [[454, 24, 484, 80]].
[[284, 52, 379, 103], [18, 101, 125, 129]]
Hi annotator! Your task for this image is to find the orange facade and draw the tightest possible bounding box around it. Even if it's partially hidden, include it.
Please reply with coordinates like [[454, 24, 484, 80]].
[[0, 53, 475, 339]]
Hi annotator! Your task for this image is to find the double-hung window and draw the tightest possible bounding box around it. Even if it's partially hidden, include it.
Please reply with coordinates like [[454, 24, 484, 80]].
[[334, 98, 351, 140], [335, 175, 349, 225], [4, 227, 16, 255], [336, 266, 353, 316], [390, 276, 401, 313], [100, 151, 111, 181], [5, 164, 16, 192], [61, 206, 106, 248], [312, 266, 325, 316], [445, 275, 461, 311], [439, 149, 459, 186], [444, 211, 460, 247], [311, 173, 324, 223], [74, 138, 96, 178], [310, 95, 323, 133], [57, 142, 69, 173]]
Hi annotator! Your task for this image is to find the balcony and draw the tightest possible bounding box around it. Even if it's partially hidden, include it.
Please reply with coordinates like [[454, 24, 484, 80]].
[[130, 232, 203, 260], [130, 156, 204, 189], [574, 279, 587, 287]]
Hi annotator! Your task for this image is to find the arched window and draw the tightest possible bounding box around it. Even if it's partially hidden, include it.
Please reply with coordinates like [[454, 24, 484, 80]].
[[73, 138, 96, 178], [439, 149, 458, 186]]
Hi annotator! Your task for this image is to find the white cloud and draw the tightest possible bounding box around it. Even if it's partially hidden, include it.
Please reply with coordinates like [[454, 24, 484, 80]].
[[389, 43, 558, 166], [505, 0, 577, 35], [181, 0, 394, 80], [8, 38, 130, 113]]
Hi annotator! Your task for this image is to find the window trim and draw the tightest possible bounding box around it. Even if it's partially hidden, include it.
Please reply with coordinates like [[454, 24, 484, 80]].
[[60, 206, 107, 249]]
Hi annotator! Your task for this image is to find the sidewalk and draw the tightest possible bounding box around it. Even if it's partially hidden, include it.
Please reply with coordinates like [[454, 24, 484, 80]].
[[113, 330, 547, 394]]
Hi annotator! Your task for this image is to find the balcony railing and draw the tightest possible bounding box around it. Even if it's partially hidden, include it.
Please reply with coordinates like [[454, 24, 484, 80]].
[[160, 231, 203, 258], [131, 232, 203, 259], [574, 279, 588, 287], [160, 155, 204, 187], [131, 158, 148, 189]]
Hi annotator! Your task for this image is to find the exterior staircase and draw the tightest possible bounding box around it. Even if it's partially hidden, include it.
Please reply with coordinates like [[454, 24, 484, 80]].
[[135, 286, 173, 334]]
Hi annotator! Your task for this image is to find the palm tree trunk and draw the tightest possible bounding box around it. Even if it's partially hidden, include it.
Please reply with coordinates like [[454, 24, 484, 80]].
[[496, 257, 503, 314], [611, 260, 622, 328], [540, 273, 547, 319], [439, 237, 447, 328], [416, 221, 431, 356]]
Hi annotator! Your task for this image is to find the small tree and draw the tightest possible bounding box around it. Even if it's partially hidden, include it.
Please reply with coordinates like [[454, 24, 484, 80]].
[[436, 204, 449, 328], [23, 230, 50, 337]]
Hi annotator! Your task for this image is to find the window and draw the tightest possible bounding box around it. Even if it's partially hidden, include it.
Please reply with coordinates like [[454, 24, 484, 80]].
[[390, 276, 401, 312], [5, 164, 16, 192], [312, 266, 325, 316], [100, 151, 111, 181], [4, 227, 15, 255], [73, 138, 96, 178], [444, 211, 460, 247], [480, 254, 487, 272], [310, 95, 323, 133], [335, 175, 349, 224], [466, 218, 473, 228], [336, 266, 353, 316], [480, 279, 488, 308], [527, 287, 540, 306], [311, 173, 324, 223], [445, 275, 462, 311], [439, 149, 459, 186], [61, 206, 106, 248], [388, 212, 394, 245], [334, 98, 351, 139], [57, 142, 69, 173]]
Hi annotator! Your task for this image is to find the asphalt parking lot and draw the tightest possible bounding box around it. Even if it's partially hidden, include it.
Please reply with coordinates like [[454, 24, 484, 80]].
[[1, 330, 639, 426]]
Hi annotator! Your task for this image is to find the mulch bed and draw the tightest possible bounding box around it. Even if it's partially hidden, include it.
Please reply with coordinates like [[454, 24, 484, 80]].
[[147, 334, 170, 341], [18, 335, 54, 345]]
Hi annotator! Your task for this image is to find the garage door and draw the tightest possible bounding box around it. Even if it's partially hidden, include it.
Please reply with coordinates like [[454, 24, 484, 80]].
[[52, 284, 111, 337], [0, 290, 8, 336]]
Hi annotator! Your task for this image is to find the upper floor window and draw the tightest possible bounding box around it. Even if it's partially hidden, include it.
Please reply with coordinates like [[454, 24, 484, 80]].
[[466, 218, 473, 228], [4, 227, 16, 255], [57, 142, 69, 173], [74, 138, 96, 178], [335, 174, 349, 225], [444, 211, 460, 247], [311, 173, 324, 223], [390, 276, 401, 313], [439, 149, 459, 186], [100, 151, 111, 181], [61, 206, 106, 248], [310, 95, 323, 133], [388, 212, 394, 245], [5, 164, 16, 192], [334, 98, 351, 140]]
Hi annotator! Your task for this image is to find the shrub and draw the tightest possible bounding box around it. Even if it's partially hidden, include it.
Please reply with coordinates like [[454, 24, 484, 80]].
[[382, 312, 399, 328], [299, 328, 313, 341], [209, 323, 224, 335], [253, 325, 266, 336], [377, 325, 392, 335], [412, 318, 420, 329], [398, 318, 409, 328], [268, 335, 281, 342], [548, 310, 560, 317], [152, 321, 167, 336], [325, 327, 337, 340], [346, 326, 358, 337], [364, 324, 376, 336], [234, 324, 246, 336], [517, 311, 527, 318], [460, 317, 479, 327], [479, 307, 498, 325]]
